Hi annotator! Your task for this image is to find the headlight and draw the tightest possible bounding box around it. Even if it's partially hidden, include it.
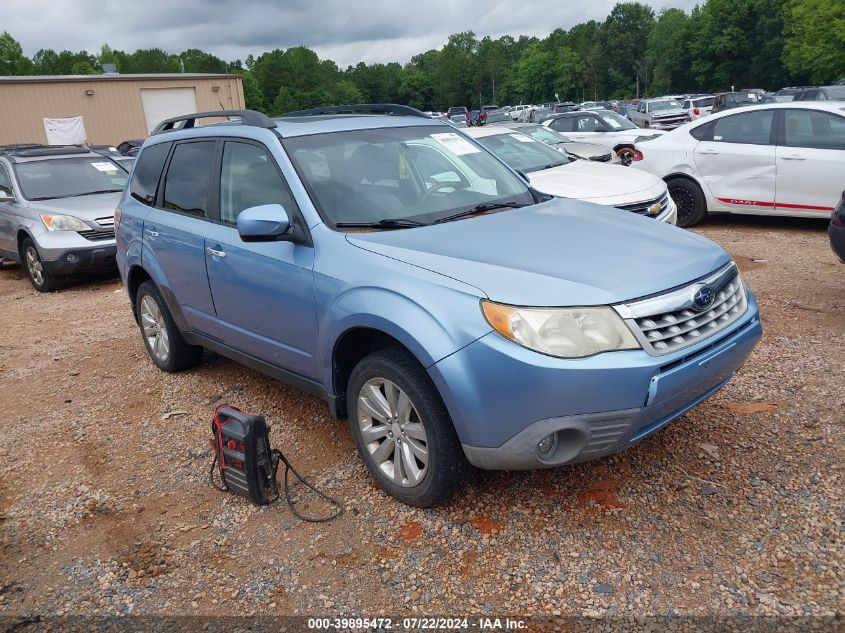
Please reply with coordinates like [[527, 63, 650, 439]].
[[40, 214, 90, 232], [481, 300, 640, 358]]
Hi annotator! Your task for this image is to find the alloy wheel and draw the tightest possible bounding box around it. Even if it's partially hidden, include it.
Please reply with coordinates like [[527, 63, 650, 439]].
[[668, 184, 697, 225], [140, 295, 170, 362], [357, 378, 429, 487], [25, 246, 44, 286]]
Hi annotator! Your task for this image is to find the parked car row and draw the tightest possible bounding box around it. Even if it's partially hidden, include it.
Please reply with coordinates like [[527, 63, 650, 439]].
[[5, 102, 840, 509]]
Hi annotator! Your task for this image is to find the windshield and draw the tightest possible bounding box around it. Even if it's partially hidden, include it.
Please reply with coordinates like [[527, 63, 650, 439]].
[[519, 124, 574, 144], [485, 111, 510, 123], [595, 111, 638, 131], [649, 100, 683, 111], [15, 157, 127, 200], [284, 125, 534, 227], [472, 131, 573, 173]]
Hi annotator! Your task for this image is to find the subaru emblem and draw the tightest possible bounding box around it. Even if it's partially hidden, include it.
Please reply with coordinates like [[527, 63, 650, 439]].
[[692, 285, 715, 311]]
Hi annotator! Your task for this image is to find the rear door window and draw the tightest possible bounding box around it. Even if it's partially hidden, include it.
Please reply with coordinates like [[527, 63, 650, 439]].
[[130, 142, 171, 205], [161, 141, 216, 217], [712, 110, 775, 145]]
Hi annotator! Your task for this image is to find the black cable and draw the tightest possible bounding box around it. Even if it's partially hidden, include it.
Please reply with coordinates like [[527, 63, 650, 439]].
[[273, 449, 344, 523], [208, 452, 229, 492]]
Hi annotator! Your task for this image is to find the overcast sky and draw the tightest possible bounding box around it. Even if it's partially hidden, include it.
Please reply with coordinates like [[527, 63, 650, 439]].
[[5, 0, 700, 68]]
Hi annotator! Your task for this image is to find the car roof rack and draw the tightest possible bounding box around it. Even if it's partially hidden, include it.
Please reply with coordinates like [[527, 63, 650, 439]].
[[280, 103, 429, 119], [151, 110, 277, 135]]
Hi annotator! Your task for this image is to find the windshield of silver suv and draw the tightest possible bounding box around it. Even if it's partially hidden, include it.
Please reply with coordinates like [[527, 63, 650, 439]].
[[15, 157, 126, 200], [284, 125, 534, 227], [470, 131, 573, 173], [649, 100, 683, 111]]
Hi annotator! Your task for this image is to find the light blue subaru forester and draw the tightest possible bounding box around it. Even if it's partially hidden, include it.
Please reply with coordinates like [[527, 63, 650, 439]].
[[116, 105, 761, 507]]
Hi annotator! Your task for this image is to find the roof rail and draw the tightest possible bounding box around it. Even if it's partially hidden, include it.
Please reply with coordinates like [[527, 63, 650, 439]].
[[280, 103, 429, 119], [151, 110, 277, 135]]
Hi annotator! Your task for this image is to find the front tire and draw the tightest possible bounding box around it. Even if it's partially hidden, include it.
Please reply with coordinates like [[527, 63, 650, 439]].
[[347, 347, 471, 507], [667, 177, 707, 228], [135, 280, 203, 372], [21, 237, 62, 292]]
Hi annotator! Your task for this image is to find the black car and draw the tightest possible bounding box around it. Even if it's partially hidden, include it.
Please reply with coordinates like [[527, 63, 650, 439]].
[[830, 191, 845, 263], [793, 86, 845, 101]]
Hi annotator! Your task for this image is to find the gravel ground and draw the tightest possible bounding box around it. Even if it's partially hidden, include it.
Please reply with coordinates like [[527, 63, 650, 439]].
[[0, 215, 842, 630]]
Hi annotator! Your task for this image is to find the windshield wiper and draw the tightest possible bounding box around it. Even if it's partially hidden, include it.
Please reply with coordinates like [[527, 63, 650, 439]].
[[433, 201, 525, 224], [336, 218, 429, 229], [66, 189, 123, 197]]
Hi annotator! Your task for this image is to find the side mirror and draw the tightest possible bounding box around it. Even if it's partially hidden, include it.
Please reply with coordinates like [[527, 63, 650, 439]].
[[0, 189, 14, 202], [237, 204, 291, 242], [594, 125, 610, 133]]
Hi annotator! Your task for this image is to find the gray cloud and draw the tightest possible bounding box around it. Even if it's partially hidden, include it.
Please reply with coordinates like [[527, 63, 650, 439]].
[[5, 0, 700, 68]]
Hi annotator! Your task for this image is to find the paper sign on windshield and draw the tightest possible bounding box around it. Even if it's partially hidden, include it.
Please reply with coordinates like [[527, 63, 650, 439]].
[[91, 161, 118, 172], [510, 134, 537, 142], [605, 119, 622, 129], [431, 133, 480, 156]]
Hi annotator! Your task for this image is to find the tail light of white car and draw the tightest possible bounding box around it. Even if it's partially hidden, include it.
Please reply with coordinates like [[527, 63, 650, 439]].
[[693, 108, 700, 116]]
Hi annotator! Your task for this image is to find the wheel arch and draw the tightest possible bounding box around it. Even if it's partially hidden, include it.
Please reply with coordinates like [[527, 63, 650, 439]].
[[332, 326, 422, 418]]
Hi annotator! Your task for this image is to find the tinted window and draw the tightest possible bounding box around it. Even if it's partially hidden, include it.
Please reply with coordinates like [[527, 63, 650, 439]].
[[689, 121, 712, 141], [784, 110, 845, 150], [548, 117, 573, 133], [473, 132, 573, 173], [0, 164, 12, 195], [712, 110, 774, 145], [220, 142, 298, 224], [162, 141, 216, 217], [130, 142, 171, 205]]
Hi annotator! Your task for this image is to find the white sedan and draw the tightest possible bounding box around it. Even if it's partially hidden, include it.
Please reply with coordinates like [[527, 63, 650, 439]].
[[631, 102, 845, 227], [462, 126, 677, 224], [543, 110, 666, 165]]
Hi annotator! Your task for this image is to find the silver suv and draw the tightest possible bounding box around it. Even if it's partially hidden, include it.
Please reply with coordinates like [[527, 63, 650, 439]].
[[0, 145, 125, 291]]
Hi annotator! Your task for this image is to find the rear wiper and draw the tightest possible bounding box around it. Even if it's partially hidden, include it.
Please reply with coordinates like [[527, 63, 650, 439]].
[[336, 218, 428, 229], [433, 201, 525, 224]]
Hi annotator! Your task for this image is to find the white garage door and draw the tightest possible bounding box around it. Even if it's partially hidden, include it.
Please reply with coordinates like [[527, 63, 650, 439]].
[[140, 88, 198, 133]]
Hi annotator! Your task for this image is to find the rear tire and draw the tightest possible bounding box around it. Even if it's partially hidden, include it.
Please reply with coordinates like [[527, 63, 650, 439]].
[[21, 237, 62, 292], [135, 280, 203, 372], [347, 347, 471, 507], [667, 177, 707, 228]]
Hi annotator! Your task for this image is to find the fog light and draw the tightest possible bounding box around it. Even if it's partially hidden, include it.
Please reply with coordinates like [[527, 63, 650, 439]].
[[537, 433, 556, 458], [66, 253, 77, 263]]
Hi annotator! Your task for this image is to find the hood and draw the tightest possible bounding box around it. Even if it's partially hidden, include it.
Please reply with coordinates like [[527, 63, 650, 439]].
[[346, 198, 730, 306], [527, 160, 662, 202], [26, 192, 122, 221], [651, 109, 687, 118]]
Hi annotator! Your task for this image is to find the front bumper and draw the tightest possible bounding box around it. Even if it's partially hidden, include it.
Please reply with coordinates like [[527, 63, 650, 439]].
[[429, 292, 761, 470], [649, 119, 689, 130], [34, 230, 117, 275]]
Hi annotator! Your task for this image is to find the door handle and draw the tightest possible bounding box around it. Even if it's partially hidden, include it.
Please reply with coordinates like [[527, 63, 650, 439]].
[[144, 229, 159, 238], [781, 154, 805, 161], [206, 247, 227, 258], [699, 149, 719, 155]]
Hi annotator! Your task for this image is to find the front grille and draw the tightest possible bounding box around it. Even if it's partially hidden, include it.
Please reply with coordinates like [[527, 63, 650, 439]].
[[78, 228, 115, 242], [95, 216, 115, 227], [617, 192, 669, 218], [590, 153, 612, 162], [617, 263, 748, 355], [652, 115, 688, 127]]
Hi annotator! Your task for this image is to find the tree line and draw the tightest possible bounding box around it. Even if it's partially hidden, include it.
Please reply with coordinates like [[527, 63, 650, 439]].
[[1, 0, 842, 115]]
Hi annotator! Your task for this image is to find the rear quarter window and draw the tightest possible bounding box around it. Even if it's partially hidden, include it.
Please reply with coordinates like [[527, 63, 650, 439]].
[[130, 142, 171, 206]]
